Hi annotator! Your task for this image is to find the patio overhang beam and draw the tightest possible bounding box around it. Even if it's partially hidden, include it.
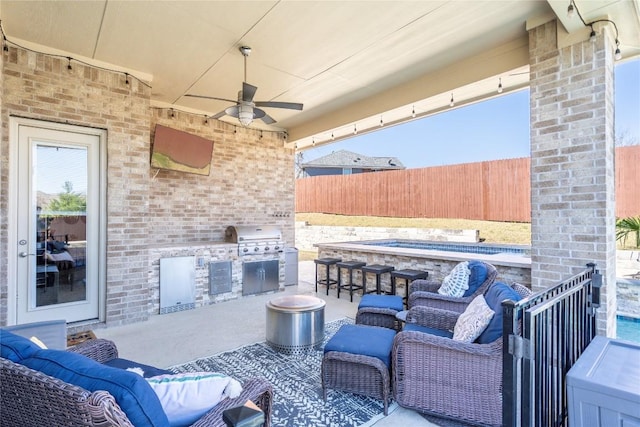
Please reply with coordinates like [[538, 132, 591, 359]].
[[286, 36, 530, 149]]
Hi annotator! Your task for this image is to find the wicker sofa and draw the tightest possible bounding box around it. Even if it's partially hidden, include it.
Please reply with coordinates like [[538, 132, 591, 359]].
[[0, 337, 273, 427], [392, 282, 531, 427]]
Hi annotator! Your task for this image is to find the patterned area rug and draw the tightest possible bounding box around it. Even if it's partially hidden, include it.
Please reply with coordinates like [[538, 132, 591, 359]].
[[171, 317, 395, 427]]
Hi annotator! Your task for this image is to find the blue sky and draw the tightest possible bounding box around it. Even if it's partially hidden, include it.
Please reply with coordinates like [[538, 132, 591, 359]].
[[303, 59, 640, 169]]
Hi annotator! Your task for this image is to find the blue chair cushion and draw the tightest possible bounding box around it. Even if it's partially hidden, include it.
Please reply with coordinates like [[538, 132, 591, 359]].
[[463, 261, 488, 297], [104, 357, 173, 378], [477, 282, 522, 344], [358, 294, 404, 312], [403, 323, 454, 338], [0, 329, 41, 362], [21, 350, 170, 427], [324, 324, 396, 368]]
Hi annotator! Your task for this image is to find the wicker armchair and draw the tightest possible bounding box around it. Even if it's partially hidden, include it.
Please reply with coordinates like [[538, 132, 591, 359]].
[[407, 261, 498, 313], [1, 338, 273, 427], [392, 283, 531, 427]]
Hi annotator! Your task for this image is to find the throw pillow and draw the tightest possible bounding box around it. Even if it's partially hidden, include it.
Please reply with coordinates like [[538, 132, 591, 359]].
[[463, 261, 489, 297], [477, 282, 523, 344], [438, 261, 471, 297], [0, 329, 41, 362], [29, 336, 48, 349], [21, 350, 170, 427], [453, 295, 495, 342], [147, 372, 243, 427]]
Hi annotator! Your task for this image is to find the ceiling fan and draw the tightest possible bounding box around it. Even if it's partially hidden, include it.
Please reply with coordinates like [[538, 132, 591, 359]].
[[185, 46, 303, 127]]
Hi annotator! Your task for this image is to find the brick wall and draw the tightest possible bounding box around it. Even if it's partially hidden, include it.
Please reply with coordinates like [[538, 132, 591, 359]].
[[528, 21, 617, 337], [0, 46, 295, 326]]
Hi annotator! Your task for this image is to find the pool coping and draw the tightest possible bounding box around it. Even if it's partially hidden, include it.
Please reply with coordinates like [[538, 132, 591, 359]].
[[315, 240, 531, 269]]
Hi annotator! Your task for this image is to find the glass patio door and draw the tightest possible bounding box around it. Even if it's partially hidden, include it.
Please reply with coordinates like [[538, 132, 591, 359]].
[[15, 120, 104, 324]]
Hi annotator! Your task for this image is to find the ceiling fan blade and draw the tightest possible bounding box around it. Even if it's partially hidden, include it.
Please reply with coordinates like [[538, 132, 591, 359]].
[[184, 94, 238, 104], [253, 108, 276, 124], [224, 105, 240, 117], [260, 113, 277, 125], [211, 109, 228, 119], [242, 82, 257, 103], [254, 101, 303, 110], [252, 108, 266, 119]]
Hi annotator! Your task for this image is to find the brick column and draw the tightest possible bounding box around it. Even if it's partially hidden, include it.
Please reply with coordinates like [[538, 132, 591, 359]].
[[529, 21, 617, 337]]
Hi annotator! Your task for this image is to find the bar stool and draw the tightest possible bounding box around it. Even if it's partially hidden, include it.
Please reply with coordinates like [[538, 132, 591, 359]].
[[391, 269, 429, 307], [336, 261, 366, 302], [314, 257, 342, 295], [361, 264, 395, 295]]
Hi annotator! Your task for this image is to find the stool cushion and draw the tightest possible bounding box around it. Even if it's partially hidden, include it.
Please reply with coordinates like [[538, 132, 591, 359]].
[[324, 325, 396, 368], [358, 295, 404, 311], [403, 323, 454, 338]]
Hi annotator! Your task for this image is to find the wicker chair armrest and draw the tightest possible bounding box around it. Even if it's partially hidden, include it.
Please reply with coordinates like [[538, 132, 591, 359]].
[[67, 338, 119, 363], [405, 306, 459, 331], [408, 280, 440, 294], [190, 378, 274, 427], [1, 358, 134, 427], [87, 391, 135, 426]]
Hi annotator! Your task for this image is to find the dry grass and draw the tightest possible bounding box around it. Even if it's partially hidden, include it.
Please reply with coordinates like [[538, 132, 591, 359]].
[[296, 213, 532, 245]]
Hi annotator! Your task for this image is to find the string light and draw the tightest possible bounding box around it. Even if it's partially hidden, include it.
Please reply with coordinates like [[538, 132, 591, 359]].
[[412, 105, 416, 118], [125, 73, 130, 85], [331, 132, 335, 140], [312, 137, 315, 145], [0, 24, 151, 87], [449, 93, 455, 107], [614, 39, 622, 60], [497, 78, 503, 94], [567, 1, 575, 18], [568, 1, 623, 60], [353, 124, 357, 135], [379, 116, 384, 127], [170, 108, 175, 118], [203, 115, 209, 125]]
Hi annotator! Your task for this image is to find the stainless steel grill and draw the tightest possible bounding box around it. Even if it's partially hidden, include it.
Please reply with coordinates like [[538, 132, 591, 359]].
[[225, 225, 284, 256]]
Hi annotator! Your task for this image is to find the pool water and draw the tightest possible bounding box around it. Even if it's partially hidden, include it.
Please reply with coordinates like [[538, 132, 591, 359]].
[[363, 240, 528, 256], [617, 316, 640, 343]]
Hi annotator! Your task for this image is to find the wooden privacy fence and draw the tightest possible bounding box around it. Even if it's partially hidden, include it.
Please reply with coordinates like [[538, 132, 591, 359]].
[[296, 146, 639, 222]]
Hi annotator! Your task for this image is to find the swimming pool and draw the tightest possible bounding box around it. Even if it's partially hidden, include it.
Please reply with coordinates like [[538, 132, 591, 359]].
[[361, 240, 529, 256], [617, 315, 640, 343]]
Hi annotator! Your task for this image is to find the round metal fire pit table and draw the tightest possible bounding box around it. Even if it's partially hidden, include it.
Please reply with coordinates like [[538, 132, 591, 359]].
[[266, 295, 326, 354]]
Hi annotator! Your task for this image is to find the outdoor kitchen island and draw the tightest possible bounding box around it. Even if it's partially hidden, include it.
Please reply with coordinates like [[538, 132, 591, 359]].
[[149, 225, 288, 315]]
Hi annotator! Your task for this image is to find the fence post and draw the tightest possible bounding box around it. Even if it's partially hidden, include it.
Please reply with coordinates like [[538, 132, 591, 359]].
[[502, 299, 520, 427]]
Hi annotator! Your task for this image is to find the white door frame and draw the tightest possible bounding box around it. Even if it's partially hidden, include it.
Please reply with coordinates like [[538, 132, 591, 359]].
[[7, 117, 107, 325]]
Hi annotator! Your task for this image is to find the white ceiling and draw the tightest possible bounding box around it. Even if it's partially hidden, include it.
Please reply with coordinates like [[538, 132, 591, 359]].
[[1, 1, 638, 150]]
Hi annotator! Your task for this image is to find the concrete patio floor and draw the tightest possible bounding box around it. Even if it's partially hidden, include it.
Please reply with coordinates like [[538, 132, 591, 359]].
[[97, 260, 437, 426]]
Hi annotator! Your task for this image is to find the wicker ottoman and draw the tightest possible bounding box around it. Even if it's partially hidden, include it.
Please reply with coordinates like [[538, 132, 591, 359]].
[[322, 324, 396, 415], [356, 294, 404, 331]]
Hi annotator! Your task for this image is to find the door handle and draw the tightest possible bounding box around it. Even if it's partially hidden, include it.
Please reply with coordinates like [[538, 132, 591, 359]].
[[19, 252, 36, 257]]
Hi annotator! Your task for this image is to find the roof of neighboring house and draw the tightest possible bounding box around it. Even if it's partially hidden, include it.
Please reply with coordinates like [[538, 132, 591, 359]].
[[302, 150, 405, 170]]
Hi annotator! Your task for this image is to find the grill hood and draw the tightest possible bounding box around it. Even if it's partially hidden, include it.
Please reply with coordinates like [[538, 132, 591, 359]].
[[225, 225, 282, 243]]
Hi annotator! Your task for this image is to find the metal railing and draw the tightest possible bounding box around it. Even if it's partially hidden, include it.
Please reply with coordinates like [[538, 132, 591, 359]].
[[502, 263, 601, 427]]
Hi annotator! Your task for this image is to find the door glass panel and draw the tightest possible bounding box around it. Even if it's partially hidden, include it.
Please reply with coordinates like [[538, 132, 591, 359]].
[[34, 144, 88, 307]]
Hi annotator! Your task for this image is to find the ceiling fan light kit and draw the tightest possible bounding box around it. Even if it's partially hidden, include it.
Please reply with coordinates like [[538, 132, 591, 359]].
[[185, 46, 303, 127]]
